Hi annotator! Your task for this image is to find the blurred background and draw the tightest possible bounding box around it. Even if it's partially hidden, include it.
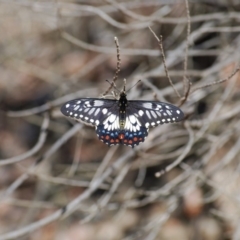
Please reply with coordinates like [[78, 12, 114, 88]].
[[0, 0, 240, 239]]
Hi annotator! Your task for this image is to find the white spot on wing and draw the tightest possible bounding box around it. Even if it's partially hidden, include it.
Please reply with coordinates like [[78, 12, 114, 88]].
[[143, 103, 152, 109], [109, 114, 116, 123], [146, 110, 151, 119], [95, 108, 100, 116], [74, 105, 80, 111], [145, 122, 150, 128], [133, 126, 136, 132], [151, 111, 157, 118], [125, 118, 131, 131], [66, 104, 70, 108], [138, 110, 144, 116], [95, 120, 100, 125], [84, 101, 90, 107], [94, 100, 104, 107], [176, 110, 181, 114], [167, 110, 172, 115], [102, 108, 108, 114], [129, 115, 136, 123], [88, 108, 95, 115]]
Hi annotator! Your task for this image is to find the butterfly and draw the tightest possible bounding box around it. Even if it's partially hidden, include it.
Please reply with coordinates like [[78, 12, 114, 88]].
[[61, 90, 184, 148]]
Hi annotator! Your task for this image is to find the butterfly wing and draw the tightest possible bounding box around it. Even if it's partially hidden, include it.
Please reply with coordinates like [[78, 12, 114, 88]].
[[61, 98, 122, 146], [116, 101, 184, 147], [128, 100, 184, 128], [61, 98, 117, 126]]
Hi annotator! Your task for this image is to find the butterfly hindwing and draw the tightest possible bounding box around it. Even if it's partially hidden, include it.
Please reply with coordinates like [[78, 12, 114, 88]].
[[96, 124, 148, 147]]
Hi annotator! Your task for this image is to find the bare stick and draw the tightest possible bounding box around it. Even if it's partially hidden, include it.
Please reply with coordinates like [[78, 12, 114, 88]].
[[191, 64, 240, 93], [0, 114, 49, 166], [113, 36, 121, 83], [149, 26, 181, 99], [155, 121, 194, 178], [102, 36, 121, 96], [183, 0, 191, 96]]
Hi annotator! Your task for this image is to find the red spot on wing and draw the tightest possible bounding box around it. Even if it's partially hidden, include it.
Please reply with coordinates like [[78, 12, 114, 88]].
[[119, 133, 125, 140]]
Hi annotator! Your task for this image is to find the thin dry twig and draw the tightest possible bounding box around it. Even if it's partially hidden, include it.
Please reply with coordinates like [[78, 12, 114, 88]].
[[148, 26, 181, 99], [155, 121, 194, 178], [191, 64, 240, 93], [102, 36, 121, 96], [181, 0, 191, 106], [0, 114, 49, 165], [6, 88, 97, 117], [0, 141, 134, 240], [0, 124, 83, 201]]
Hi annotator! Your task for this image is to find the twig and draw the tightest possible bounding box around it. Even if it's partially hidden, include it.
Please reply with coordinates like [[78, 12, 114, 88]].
[[99, 163, 131, 207], [191, 64, 240, 93], [181, 0, 191, 105], [148, 26, 181, 99], [0, 124, 83, 201], [155, 121, 194, 178], [0, 114, 49, 165], [102, 37, 121, 96], [68, 131, 83, 176], [6, 88, 97, 117]]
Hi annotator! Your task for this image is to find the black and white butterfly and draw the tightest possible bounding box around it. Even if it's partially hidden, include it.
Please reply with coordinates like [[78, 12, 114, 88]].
[[61, 91, 184, 148]]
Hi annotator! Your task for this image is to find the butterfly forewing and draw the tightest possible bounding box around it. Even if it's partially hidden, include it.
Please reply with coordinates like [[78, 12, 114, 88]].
[[128, 101, 184, 128], [61, 98, 117, 126]]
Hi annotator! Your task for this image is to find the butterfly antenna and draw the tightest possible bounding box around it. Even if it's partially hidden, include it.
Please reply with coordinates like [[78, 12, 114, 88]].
[[126, 80, 141, 93], [123, 78, 127, 93], [106, 79, 120, 94]]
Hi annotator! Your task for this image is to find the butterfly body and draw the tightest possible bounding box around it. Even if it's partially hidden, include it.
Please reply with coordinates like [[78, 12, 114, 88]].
[[61, 91, 184, 148], [118, 92, 128, 129]]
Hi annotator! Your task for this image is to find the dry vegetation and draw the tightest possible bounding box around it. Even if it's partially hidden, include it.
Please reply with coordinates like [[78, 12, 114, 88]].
[[0, 0, 240, 239]]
